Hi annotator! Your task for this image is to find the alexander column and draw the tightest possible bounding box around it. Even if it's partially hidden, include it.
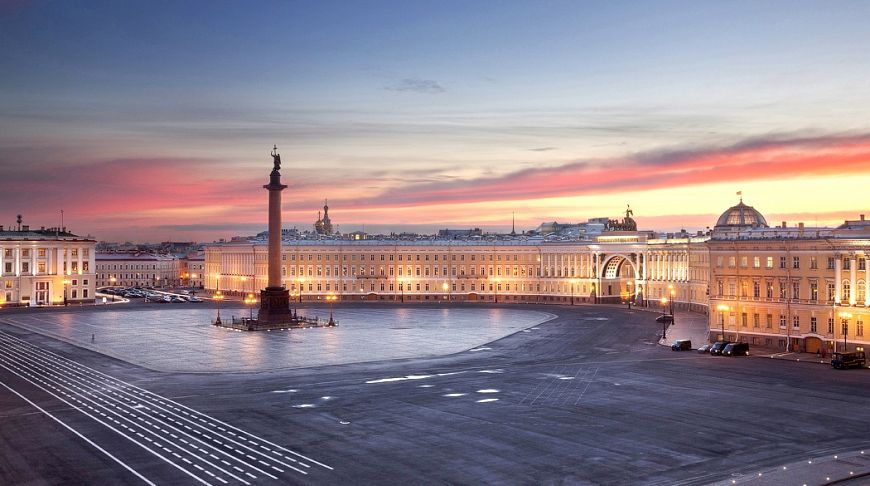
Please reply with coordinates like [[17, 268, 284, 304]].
[[257, 145, 294, 325]]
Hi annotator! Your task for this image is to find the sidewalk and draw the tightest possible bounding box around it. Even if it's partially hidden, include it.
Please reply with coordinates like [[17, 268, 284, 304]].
[[654, 309, 710, 348], [710, 448, 870, 486]]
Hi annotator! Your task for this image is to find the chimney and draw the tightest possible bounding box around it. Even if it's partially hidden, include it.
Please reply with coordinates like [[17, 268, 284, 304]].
[[798, 222, 804, 229], [862, 214, 866, 221], [781, 221, 787, 228], [22, 225, 29, 231]]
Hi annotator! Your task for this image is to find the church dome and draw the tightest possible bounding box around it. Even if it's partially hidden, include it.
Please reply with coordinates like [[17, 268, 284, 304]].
[[715, 201, 768, 228]]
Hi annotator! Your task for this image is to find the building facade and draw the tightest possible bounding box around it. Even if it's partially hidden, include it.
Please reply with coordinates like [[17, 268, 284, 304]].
[[708, 206, 870, 354], [95, 252, 183, 289], [0, 224, 96, 306], [204, 233, 705, 309]]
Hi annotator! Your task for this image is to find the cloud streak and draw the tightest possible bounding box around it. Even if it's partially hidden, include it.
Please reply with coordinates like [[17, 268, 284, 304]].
[[384, 78, 446, 94]]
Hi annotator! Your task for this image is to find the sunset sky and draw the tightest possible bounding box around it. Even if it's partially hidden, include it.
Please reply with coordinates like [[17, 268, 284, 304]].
[[1, 1, 869, 242]]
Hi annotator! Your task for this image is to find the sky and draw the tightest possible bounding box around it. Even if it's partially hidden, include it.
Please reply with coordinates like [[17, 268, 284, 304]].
[[1, 0, 869, 242]]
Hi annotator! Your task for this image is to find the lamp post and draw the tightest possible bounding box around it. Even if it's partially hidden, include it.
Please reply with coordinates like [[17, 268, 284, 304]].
[[660, 297, 669, 340], [109, 276, 116, 302], [297, 278, 305, 303], [442, 282, 449, 301], [400, 278, 406, 302], [627, 280, 633, 309], [838, 311, 852, 352], [716, 304, 729, 341], [213, 290, 224, 325], [668, 284, 675, 315], [244, 293, 257, 321], [493, 278, 499, 303], [326, 292, 337, 325], [569, 279, 578, 305]]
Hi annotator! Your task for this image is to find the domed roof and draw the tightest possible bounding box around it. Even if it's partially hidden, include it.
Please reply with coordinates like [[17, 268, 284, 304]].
[[715, 201, 768, 228]]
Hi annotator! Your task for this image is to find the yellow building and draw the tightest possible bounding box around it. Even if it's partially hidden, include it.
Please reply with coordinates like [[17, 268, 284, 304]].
[[709, 203, 869, 353], [0, 222, 96, 306], [204, 232, 706, 310]]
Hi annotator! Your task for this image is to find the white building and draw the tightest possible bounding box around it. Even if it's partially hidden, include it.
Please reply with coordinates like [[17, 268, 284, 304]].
[[0, 223, 96, 306]]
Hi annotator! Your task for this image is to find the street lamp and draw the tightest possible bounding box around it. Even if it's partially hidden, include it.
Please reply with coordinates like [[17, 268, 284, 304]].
[[660, 297, 669, 340], [213, 290, 224, 325], [244, 293, 257, 321], [492, 277, 499, 303], [668, 284, 675, 315], [326, 292, 337, 325], [716, 304, 729, 341], [400, 278, 407, 302], [839, 311, 852, 352], [569, 279, 578, 305], [442, 282, 449, 301], [109, 276, 117, 302], [627, 280, 634, 309], [297, 278, 305, 303]]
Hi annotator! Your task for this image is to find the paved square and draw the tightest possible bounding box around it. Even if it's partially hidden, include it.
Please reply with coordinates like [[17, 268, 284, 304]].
[[0, 306, 554, 372]]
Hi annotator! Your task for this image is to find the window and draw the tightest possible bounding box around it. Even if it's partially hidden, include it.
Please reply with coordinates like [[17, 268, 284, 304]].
[[792, 315, 800, 330], [753, 281, 760, 298], [827, 257, 835, 270], [728, 257, 736, 268], [779, 282, 787, 300], [779, 256, 786, 269], [740, 256, 748, 268], [810, 257, 818, 269], [861, 258, 867, 271], [766, 281, 774, 299], [810, 282, 818, 301], [22, 249, 30, 257], [741, 313, 748, 328], [716, 256, 723, 267], [779, 314, 786, 329], [844, 258, 851, 270], [766, 257, 774, 269], [792, 281, 800, 300], [753, 313, 759, 328], [843, 281, 851, 302], [22, 262, 29, 273], [810, 317, 817, 334], [793, 256, 800, 269], [858, 320, 864, 337], [828, 318, 835, 334], [753, 257, 760, 268], [827, 282, 836, 302], [38, 248, 46, 257]]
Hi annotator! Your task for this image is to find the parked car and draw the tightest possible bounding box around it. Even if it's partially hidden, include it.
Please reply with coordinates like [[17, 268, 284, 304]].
[[671, 339, 692, 351], [655, 314, 674, 324], [710, 341, 731, 356], [722, 342, 750, 356], [697, 344, 713, 354], [170, 296, 186, 303], [831, 351, 866, 369], [188, 296, 203, 303]]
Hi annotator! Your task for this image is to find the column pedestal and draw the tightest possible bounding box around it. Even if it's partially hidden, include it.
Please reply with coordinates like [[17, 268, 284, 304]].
[[258, 287, 293, 324]]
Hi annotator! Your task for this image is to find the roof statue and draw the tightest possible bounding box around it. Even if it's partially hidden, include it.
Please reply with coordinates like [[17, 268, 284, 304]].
[[605, 205, 637, 232], [271, 144, 281, 172]]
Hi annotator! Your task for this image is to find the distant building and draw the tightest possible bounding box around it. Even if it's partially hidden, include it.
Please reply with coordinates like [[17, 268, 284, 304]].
[[95, 252, 182, 288], [438, 228, 483, 238], [0, 216, 96, 306], [314, 200, 333, 235]]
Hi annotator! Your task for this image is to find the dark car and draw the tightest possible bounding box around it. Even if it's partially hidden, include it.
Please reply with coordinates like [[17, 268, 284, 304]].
[[697, 344, 712, 354], [671, 339, 692, 351], [655, 314, 674, 324], [710, 341, 731, 356], [831, 351, 866, 370], [722, 342, 750, 356]]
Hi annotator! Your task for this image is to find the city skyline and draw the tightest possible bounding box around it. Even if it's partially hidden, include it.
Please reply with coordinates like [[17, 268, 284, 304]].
[[2, 1, 870, 241]]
